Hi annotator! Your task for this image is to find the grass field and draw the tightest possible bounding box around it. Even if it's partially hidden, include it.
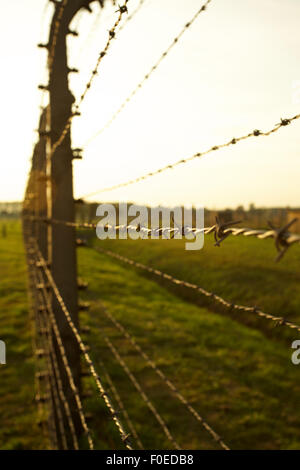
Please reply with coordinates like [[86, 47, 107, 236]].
[[1, 221, 300, 449], [0, 221, 48, 449], [77, 233, 300, 449], [88, 234, 300, 343], [90, 234, 300, 325]]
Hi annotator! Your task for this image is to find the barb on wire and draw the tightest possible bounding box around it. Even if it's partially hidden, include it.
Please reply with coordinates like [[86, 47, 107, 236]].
[[84, 0, 212, 146], [32, 241, 133, 450], [23, 215, 300, 261], [28, 244, 94, 449], [27, 260, 57, 448], [45, 346, 69, 449], [101, 334, 181, 449], [40, 284, 94, 449], [98, 301, 229, 450], [95, 246, 300, 334], [35, 289, 69, 450], [49, 335, 80, 450], [118, 0, 147, 32], [35, 262, 80, 450], [268, 218, 298, 262], [25, 236, 57, 447], [81, 112, 300, 199], [50, 0, 130, 158], [98, 360, 144, 449], [77, 0, 129, 107], [214, 216, 242, 247]]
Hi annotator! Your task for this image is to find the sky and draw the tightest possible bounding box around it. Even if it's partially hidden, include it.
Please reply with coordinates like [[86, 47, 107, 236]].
[[0, 0, 300, 209]]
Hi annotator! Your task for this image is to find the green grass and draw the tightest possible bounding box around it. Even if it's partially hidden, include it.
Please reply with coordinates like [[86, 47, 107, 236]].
[[0, 220, 47, 449], [2, 221, 300, 449], [77, 236, 300, 450], [89, 235, 300, 341]]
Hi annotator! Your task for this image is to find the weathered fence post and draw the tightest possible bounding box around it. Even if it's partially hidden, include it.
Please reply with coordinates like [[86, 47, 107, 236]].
[[23, 0, 109, 449], [36, 107, 62, 448], [45, 0, 107, 446]]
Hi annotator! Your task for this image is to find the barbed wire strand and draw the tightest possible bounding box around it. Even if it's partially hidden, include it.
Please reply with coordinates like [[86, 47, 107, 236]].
[[31, 241, 134, 450], [95, 247, 300, 334], [26, 253, 54, 448], [101, 333, 181, 450], [35, 287, 69, 450], [24, 194, 57, 446], [23, 215, 300, 261], [40, 283, 94, 449], [77, 0, 145, 61], [26, 251, 59, 449], [29, 246, 94, 449], [25, 233, 57, 448], [23, 225, 50, 443], [84, 0, 212, 146], [24, 238, 47, 438], [50, 0, 130, 158], [45, 343, 69, 450], [98, 360, 144, 449], [118, 0, 148, 32], [48, 333, 80, 450], [82, 113, 300, 198], [97, 301, 229, 450], [35, 261, 80, 450], [27, 197, 73, 449]]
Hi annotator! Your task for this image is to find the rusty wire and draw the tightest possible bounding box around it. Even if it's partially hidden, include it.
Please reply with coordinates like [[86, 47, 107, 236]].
[[40, 284, 94, 449], [35, 288, 69, 450], [45, 345, 69, 449], [50, 0, 130, 158], [98, 301, 230, 450], [95, 246, 300, 334], [23, 214, 300, 261], [118, 0, 147, 32], [26, 251, 55, 448], [77, 0, 130, 107], [35, 261, 80, 450], [101, 334, 181, 449], [84, 0, 212, 145], [24, 230, 59, 449], [29, 244, 94, 449], [45, 297, 94, 449], [98, 360, 144, 449], [48, 334, 80, 450], [82, 113, 300, 198], [34, 288, 68, 450], [32, 241, 134, 450]]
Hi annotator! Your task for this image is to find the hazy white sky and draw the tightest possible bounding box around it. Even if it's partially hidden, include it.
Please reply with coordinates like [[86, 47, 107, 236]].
[[1, 0, 300, 208]]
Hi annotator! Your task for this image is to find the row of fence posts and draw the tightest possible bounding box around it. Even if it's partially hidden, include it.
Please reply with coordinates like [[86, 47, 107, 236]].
[[22, 0, 106, 449]]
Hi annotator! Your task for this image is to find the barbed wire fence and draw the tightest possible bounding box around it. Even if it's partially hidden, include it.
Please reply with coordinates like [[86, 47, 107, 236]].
[[22, 0, 300, 450]]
